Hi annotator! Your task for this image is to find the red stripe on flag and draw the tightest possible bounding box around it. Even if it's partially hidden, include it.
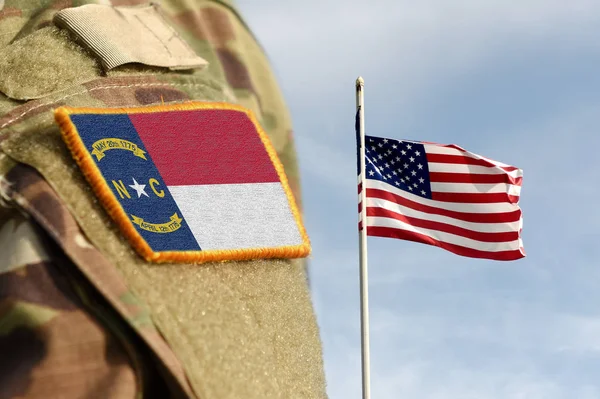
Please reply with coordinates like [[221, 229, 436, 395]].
[[367, 207, 518, 243], [429, 172, 523, 186], [366, 189, 521, 223], [431, 192, 520, 204], [367, 227, 524, 261], [427, 153, 519, 171], [129, 110, 280, 186]]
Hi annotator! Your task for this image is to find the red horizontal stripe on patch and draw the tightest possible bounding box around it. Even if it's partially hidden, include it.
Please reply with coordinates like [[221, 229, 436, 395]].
[[366, 189, 521, 223], [429, 172, 522, 186], [427, 153, 519, 171], [367, 227, 524, 261], [367, 207, 518, 243], [431, 192, 520, 204], [129, 110, 279, 186]]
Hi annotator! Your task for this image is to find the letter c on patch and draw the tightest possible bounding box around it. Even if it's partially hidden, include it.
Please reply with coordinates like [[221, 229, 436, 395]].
[[149, 178, 165, 198]]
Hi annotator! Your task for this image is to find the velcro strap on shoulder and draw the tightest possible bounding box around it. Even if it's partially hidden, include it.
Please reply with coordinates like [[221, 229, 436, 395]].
[[54, 3, 208, 71]]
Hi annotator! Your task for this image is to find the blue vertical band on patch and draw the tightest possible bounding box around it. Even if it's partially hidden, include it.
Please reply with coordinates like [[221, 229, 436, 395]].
[[70, 114, 201, 252]]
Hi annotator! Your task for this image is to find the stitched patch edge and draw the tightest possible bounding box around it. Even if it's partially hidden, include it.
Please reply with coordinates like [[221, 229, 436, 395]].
[[54, 102, 311, 263]]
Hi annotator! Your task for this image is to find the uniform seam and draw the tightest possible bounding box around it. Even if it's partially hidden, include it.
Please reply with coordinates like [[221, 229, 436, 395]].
[[8, 190, 64, 246], [0, 82, 213, 130], [135, 14, 174, 58]]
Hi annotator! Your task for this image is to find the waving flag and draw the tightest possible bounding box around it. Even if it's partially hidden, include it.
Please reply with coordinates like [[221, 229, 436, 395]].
[[358, 133, 525, 261]]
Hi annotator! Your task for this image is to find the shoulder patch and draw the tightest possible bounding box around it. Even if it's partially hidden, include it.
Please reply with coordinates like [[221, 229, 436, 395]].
[[54, 103, 310, 263]]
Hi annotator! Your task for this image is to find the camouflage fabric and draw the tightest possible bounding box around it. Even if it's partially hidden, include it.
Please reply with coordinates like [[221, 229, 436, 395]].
[[0, 1, 326, 398]]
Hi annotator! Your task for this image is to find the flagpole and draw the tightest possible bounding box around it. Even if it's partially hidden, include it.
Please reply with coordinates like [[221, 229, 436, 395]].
[[356, 76, 371, 399]]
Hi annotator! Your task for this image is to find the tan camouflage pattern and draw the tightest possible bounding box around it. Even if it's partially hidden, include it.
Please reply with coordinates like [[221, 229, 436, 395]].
[[0, 0, 325, 398]]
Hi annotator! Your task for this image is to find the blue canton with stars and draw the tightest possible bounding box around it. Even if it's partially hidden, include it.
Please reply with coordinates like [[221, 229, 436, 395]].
[[363, 135, 432, 199]]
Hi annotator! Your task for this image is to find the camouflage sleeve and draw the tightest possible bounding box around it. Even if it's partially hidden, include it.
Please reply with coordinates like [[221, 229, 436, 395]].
[[0, 160, 194, 399], [0, 210, 138, 398], [0, 198, 176, 398]]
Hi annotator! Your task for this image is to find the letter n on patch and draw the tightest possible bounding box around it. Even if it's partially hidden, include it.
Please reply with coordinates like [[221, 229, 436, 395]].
[[54, 102, 310, 263]]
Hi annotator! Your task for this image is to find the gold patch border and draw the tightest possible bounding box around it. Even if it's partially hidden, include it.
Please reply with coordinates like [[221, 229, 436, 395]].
[[54, 102, 311, 264]]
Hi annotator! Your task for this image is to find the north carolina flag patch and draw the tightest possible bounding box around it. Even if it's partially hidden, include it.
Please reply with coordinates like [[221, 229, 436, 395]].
[[54, 102, 310, 263]]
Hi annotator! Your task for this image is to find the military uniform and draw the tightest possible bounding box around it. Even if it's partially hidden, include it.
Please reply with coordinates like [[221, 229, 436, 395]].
[[0, 1, 326, 398]]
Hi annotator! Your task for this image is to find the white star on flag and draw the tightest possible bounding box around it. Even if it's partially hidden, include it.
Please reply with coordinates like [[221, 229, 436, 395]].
[[129, 177, 149, 198]]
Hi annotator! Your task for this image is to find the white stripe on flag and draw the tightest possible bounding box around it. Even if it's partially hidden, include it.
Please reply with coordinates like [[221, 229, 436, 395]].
[[364, 197, 521, 233], [430, 182, 522, 196], [365, 179, 519, 213], [423, 145, 514, 167], [365, 216, 521, 252], [427, 163, 523, 177], [168, 182, 302, 250]]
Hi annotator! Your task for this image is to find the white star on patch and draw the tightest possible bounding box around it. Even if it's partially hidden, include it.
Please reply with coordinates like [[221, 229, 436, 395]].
[[129, 178, 149, 198], [406, 144, 412, 150]]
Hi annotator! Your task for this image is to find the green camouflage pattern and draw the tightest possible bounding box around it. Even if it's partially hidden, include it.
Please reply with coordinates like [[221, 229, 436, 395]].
[[0, 1, 325, 398]]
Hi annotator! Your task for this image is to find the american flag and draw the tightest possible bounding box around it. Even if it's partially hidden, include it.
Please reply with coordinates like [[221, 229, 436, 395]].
[[357, 129, 525, 261]]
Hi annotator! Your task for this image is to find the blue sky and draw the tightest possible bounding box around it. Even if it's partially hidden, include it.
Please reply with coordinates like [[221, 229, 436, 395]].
[[238, 1, 600, 398]]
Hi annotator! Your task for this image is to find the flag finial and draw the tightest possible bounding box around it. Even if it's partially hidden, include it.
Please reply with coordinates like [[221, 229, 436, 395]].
[[356, 76, 365, 88]]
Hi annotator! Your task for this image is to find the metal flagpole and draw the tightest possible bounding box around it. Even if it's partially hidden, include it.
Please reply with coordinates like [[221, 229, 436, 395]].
[[356, 76, 371, 399]]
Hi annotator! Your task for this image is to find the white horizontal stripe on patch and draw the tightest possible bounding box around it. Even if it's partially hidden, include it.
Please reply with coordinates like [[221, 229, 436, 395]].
[[168, 182, 302, 251]]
